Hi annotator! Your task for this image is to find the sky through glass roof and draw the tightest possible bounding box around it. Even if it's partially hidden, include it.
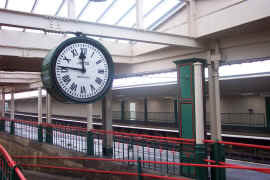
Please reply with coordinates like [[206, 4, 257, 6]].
[[1, 0, 183, 30]]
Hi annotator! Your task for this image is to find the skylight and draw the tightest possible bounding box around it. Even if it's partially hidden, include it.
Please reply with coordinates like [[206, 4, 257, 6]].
[[34, 0, 63, 16], [2, 0, 184, 31], [7, 0, 35, 12]]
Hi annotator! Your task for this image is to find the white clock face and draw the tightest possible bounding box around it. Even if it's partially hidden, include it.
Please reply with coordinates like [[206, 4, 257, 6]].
[[55, 43, 109, 100]]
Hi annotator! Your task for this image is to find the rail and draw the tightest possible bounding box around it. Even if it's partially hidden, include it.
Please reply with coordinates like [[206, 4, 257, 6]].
[[0, 144, 26, 180], [1, 117, 270, 179]]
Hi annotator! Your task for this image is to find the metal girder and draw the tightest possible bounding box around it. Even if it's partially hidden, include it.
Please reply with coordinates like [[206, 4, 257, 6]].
[[31, 0, 39, 13], [0, 30, 133, 57], [55, 0, 66, 16], [0, 9, 201, 47], [4, 0, 8, 8]]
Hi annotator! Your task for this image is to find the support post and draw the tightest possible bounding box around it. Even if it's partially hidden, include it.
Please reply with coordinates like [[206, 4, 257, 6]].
[[0, 90, 5, 131], [86, 103, 94, 155], [102, 89, 113, 157], [10, 89, 15, 120], [144, 98, 148, 122], [87, 104, 93, 131], [194, 62, 208, 180], [10, 89, 15, 135], [1, 90, 5, 118], [37, 88, 43, 143], [121, 100, 125, 121], [67, 0, 75, 19], [136, 0, 143, 29], [207, 50, 226, 180], [45, 92, 52, 144], [174, 58, 208, 179], [174, 99, 178, 126], [137, 157, 143, 180]]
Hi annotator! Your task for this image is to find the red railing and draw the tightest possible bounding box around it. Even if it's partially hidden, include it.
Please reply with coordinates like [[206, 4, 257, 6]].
[[2, 117, 270, 179], [0, 144, 26, 180]]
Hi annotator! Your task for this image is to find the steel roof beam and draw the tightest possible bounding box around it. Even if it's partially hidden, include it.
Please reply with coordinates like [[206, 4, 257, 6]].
[[4, 0, 8, 8], [30, 0, 39, 13], [0, 9, 201, 47], [54, 0, 66, 16]]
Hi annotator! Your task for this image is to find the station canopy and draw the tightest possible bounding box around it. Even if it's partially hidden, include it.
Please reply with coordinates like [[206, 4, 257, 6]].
[[0, 0, 184, 35]]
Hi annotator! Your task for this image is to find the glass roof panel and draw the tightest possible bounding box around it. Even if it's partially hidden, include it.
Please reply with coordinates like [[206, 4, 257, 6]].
[[79, 0, 114, 22], [143, 0, 164, 16], [144, 0, 180, 28], [75, 0, 88, 18], [99, 0, 135, 25], [0, 0, 6, 8], [7, 0, 35, 12], [57, 0, 68, 17], [34, 0, 63, 16], [117, 8, 136, 27]]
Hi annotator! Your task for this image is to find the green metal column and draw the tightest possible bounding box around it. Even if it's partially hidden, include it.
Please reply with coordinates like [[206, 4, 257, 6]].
[[174, 99, 178, 126], [87, 131, 94, 156], [174, 59, 208, 180], [144, 98, 148, 122], [265, 97, 270, 129], [121, 101, 125, 121]]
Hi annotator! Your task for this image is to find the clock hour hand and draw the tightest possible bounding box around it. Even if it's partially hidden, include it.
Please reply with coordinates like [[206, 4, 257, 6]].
[[58, 65, 83, 72], [79, 50, 86, 73]]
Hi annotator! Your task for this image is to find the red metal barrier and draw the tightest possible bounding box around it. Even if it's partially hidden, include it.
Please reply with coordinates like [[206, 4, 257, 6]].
[[0, 144, 26, 180]]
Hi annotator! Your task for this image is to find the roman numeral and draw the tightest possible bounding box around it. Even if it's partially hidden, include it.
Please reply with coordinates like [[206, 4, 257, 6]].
[[63, 56, 71, 63], [81, 86, 86, 94], [90, 84, 96, 93], [71, 49, 78, 57], [98, 69, 104, 74], [62, 75, 71, 84], [70, 82, 77, 91], [59, 66, 68, 73], [91, 52, 94, 58], [81, 48, 87, 56], [95, 77, 102, 85], [96, 59, 102, 64]]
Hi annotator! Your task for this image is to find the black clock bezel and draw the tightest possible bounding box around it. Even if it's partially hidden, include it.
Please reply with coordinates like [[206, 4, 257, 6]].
[[42, 36, 114, 104]]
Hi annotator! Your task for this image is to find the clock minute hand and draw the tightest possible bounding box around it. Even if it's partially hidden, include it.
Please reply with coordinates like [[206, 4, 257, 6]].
[[59, 66, 83, 72]]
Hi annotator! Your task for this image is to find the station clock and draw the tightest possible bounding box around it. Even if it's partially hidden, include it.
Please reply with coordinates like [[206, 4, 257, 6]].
[[41, 36, 114, 104]]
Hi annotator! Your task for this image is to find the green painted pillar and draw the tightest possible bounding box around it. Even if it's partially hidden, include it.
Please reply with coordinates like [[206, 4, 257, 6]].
[[144, 98, 148, 122], [87, 131, 94, 156], [174, 99, 178, 126], [121, 101, 125, 121], [38, 125, 43, 143], [211, 143, 226, 180], [265, 97, 270, 129], [174, 59, 208, 180]]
